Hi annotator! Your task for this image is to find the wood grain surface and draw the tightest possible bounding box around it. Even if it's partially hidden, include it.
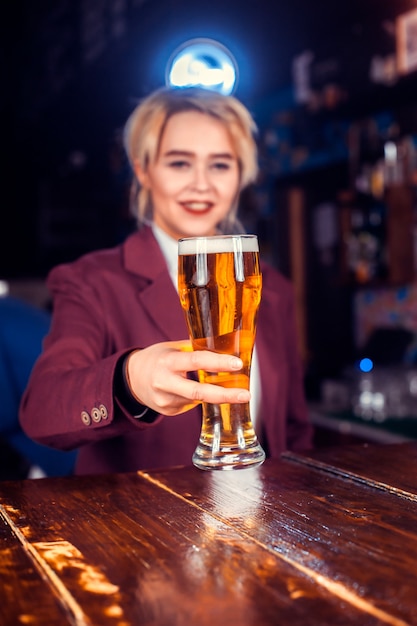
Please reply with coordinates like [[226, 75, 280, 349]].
[[283, 441, 417, 499], [1, 443, 416, 625]]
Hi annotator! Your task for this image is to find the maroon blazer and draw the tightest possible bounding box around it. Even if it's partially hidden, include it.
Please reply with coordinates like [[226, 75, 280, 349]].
[[20, 226, 312, 474]]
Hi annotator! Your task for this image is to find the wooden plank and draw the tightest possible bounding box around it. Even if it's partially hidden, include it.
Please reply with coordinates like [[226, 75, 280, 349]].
[[283, 441, 417, 500], [0, 514, 72, 625], [0, 473, 385, 626], [144, 458, 417, 625]]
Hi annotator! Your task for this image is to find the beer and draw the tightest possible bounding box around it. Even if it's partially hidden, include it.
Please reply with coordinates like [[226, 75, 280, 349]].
[[178, 235, 265, 470]]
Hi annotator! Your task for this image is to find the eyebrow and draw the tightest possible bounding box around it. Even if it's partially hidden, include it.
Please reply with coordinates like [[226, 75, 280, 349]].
[[162, 150, 236, 159]]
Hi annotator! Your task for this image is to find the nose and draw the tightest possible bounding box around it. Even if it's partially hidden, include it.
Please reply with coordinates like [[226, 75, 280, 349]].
[[191, 164, 211, 191]]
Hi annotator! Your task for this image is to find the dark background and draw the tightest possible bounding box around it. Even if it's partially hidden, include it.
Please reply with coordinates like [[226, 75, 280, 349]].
[[3, 0, 417, 390], [3, 0, 417, 277]]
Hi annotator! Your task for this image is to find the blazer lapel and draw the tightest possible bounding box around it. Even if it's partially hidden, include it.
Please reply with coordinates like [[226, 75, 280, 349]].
[[122, 226, 189, 341], [139, 272, 188, 340]]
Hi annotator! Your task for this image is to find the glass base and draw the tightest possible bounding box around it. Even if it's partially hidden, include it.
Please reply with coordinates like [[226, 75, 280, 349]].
[[192, 441, 266, 471]]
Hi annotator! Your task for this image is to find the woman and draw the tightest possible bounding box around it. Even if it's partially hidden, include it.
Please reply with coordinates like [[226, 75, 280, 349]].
[[20, 86, 313, 474]]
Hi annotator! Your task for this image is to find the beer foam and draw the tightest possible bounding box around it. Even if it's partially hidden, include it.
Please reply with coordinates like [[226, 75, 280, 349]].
[[178, 235, 259, 255]]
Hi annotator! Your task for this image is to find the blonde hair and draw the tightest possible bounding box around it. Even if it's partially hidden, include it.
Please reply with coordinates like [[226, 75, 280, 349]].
[[123, 86, 258, 232]]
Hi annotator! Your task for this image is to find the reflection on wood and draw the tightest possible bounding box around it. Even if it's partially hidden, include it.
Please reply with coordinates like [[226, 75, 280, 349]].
[[0, 445, 417, 624]]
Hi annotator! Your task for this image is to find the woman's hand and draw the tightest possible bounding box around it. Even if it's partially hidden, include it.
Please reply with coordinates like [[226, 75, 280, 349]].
[[125, 340, 250, 416]]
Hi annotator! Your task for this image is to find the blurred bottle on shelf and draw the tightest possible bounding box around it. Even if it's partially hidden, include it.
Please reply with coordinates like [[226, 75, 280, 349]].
[[341, 117, 417, 286]]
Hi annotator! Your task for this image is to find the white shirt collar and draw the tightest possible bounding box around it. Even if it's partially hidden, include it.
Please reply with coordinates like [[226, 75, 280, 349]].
[[151, 223, 179, 289]]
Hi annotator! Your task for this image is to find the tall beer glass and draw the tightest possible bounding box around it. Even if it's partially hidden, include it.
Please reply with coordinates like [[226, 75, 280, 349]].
[[178, 234, 265, 470]]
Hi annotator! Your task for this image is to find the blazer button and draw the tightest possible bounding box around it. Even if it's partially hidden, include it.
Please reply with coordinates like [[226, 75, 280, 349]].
[[99, 404, 108, 420], [91, 407, 102, 423], [81, 411, 91, 426]]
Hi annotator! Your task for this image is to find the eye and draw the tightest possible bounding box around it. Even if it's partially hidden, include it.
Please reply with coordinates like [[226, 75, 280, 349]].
[[167, 159, 190, 169], [211, 161, 231, 171]]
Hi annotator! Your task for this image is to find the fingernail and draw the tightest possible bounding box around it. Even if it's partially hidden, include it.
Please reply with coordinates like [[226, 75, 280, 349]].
[[237, 391, 250, 401], [231, 357, 242, 369]]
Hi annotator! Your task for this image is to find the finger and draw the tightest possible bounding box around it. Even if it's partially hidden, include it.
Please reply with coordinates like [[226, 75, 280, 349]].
[[187, 381, 251, 404], [160, 373, 250, 405]]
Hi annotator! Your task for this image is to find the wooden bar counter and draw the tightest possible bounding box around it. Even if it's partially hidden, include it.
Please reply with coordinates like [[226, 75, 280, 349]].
[[1, 442, 417, 625]]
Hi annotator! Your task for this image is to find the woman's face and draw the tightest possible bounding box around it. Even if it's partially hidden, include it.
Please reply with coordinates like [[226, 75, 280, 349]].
[[136, 110, 240, 240]]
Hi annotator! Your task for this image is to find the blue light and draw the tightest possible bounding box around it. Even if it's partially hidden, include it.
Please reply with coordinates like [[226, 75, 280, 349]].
[[166, 38, 238, 95], [359, 358, 374, 373]]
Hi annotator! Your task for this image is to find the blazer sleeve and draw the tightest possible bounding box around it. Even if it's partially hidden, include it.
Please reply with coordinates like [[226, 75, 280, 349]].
[[19, 260, 162, 452]]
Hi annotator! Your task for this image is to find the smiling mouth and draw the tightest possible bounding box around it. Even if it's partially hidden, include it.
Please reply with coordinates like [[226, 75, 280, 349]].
[[181, 201, 213, 212]]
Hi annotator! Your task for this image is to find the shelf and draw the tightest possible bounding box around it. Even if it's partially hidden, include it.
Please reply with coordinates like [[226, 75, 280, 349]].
[[309, 403, 417, 445]]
